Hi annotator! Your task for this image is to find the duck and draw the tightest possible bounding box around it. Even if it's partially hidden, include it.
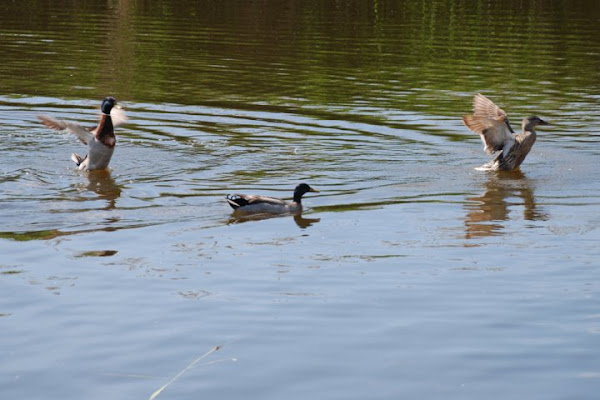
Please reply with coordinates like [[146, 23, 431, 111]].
[[462, 94, 549, 171], [226, 183, 319, 214], [38, 97, 127, 171]]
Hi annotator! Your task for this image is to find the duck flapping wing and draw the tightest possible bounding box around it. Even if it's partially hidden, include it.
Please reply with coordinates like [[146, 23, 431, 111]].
[[472, 93, 510, 123], [38, 105, 126, 145], [37, 115, 94, 145], [108, 106, 128, 128], [463, 94, 515, 155]]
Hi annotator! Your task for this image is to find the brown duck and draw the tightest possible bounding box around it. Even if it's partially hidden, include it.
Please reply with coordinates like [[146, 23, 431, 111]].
[[462, 94, 549, 171]]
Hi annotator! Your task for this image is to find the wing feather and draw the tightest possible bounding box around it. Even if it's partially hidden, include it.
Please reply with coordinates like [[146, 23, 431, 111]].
[[472, 93, 509, 122], [38, 115, 94, 144], [109, 107, 128, 128], [232, 194, 286, 206], [462, 115, 514, 155]]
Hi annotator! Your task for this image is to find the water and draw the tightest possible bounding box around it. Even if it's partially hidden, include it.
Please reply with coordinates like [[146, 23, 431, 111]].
[[1, 1, 600, 399]]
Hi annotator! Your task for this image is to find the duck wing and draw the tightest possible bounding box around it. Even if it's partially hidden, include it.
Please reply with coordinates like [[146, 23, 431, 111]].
[[462, 115, 515, 155], [226, 194, 286, 209], [109, 107, 128, 128], [463, 94, 516, 154], [472, 94, 509, 121], [473, 93, 515, 134], [38, 115, 94, 145]]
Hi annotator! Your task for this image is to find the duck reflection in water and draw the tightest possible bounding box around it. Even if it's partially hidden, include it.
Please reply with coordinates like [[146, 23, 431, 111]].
[[464, 170, 548, 239], [85, 169, 121, 210], [228, 212, 320, 229]]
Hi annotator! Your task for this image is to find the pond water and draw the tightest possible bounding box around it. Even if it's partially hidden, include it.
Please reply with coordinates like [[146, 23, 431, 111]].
[[1, 1, 600, 399]]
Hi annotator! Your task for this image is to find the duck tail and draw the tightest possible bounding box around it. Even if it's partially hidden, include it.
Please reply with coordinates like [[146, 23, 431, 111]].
[[225, 194, 248, 210], [71, 153, 86, 166]]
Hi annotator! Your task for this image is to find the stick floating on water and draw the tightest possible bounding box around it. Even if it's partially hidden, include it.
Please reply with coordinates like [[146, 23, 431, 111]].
[[149, 345, 222, 400]]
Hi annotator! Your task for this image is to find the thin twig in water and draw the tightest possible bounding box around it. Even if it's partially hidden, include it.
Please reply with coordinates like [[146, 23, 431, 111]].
[[148, 345, 222, 400]]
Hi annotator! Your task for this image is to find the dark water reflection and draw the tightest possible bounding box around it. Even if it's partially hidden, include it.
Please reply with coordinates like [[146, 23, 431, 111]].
[[1, 1, 600, 400], [228, 212, 321, 229], [85, 170, 122, 209], [465, 171, 549, 239]]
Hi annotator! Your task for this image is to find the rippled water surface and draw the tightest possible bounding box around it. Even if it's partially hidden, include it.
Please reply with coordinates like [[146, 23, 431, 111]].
[[2, 1, 600, 399]]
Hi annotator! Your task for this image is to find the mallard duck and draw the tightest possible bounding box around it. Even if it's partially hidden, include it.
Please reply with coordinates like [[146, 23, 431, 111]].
[[226, 183, 319, 214], [38, 97, 127, 171], [462, 94, 549, 171]]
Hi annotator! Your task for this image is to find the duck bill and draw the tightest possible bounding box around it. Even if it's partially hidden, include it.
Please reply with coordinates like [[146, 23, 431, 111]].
[[309, 188, 320, 193], [539, 119, 550, 125]]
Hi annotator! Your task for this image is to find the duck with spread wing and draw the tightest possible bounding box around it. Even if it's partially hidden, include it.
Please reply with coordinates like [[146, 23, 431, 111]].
[[38, 97, 127, 171], [462, 94, 549, 171]]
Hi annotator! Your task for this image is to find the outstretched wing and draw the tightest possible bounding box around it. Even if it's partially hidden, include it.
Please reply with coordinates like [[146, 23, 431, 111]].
[[109, 107, 128, 128], [462, 115, 514, 155], [473, 93, 515, 134], [472, 94, 509, 121], [38, 115, 94, 145]]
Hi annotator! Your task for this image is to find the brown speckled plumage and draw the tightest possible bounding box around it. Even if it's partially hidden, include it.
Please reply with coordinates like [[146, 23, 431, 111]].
[[462, 94, 548, 171]]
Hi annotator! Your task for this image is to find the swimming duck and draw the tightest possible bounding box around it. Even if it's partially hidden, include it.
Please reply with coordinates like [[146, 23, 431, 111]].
[[226, 183, 319, 214], [462, 94, 549, 171], [38, 97, 127, 171]]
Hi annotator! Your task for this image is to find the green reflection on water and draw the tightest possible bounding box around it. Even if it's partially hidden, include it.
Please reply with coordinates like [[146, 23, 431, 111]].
[[2, 0, 599, 115]]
